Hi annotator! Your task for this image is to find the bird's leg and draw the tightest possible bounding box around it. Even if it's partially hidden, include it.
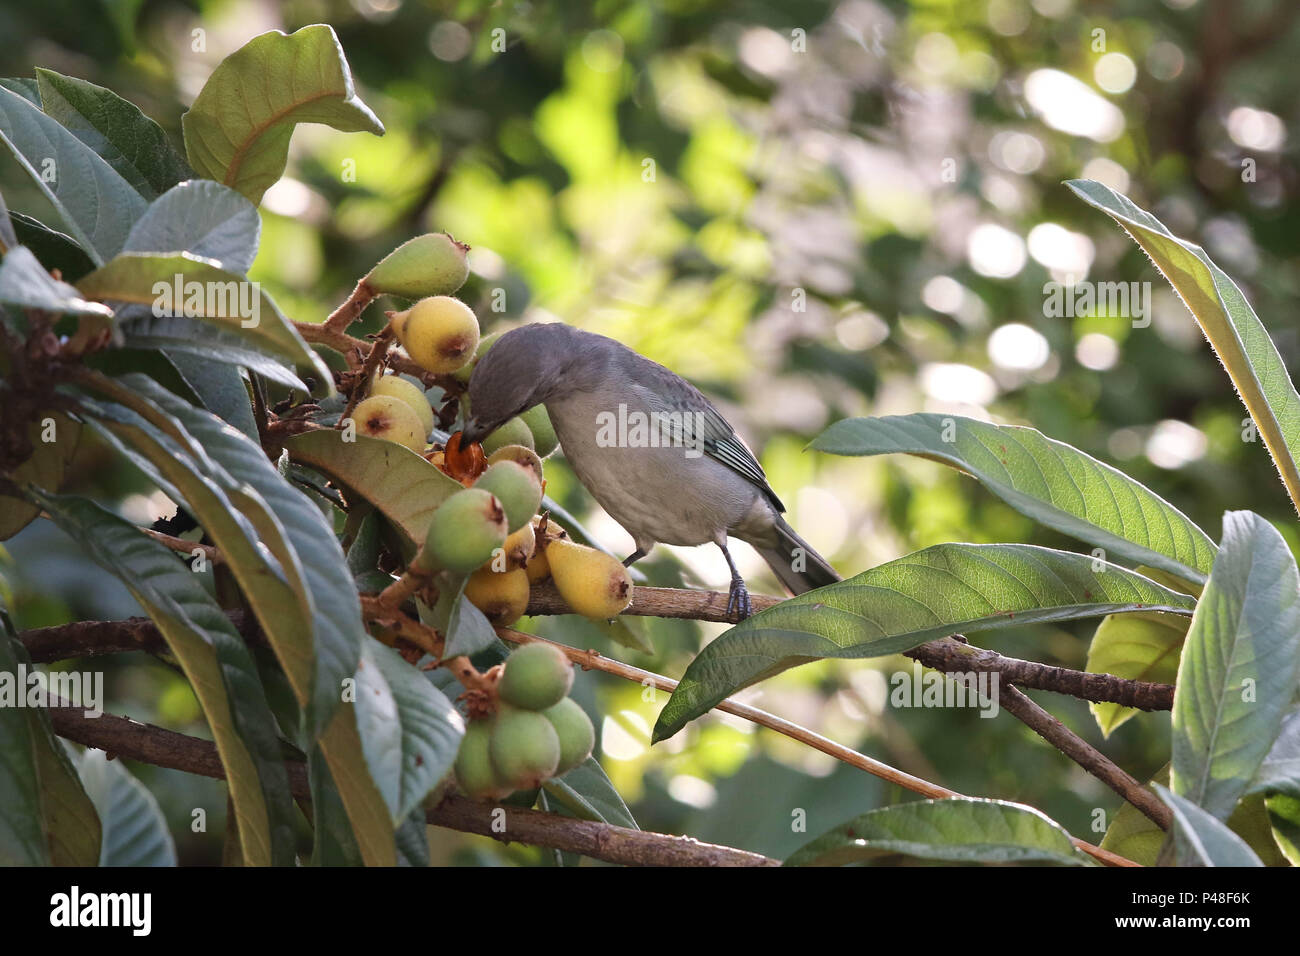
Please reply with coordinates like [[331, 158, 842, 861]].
[[717, 541, 752, 622], [622, 548, 647, 568]]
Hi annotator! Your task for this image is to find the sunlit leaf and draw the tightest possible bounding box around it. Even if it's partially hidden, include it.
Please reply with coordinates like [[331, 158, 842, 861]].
[[1171, 511, 1300, 820], [785, 797, 1090, 866], [35, 68, 192, 198], [34, 491, 296, 866], [1155, 785, 1263, 867], [181, 25, 384, 205], [75, 251, 328, 389], [0, 84, 146, 263], [284, 430, 463, 545], [1069, 179, 1300, 515], [654, 543, 1198, 742], [812, 414, 1215, 584]]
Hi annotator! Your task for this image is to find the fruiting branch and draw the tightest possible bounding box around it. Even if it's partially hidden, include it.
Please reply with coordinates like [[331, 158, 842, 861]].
[[337, 325, 396, 426], [525, 583, 1175, 710], [494, 628, 1137, 868], [46, 700, 776, 867], [323, 278, 378, 334], [16, 611, 1138, 866]]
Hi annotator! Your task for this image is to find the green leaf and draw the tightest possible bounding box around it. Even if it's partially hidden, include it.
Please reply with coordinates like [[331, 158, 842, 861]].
[[24, 722, 101, 866], [0, 631, 52, 864], [75, 252, 329, 389], [1068, 179, 1300, 515], [1249, 705, 1300, 799], [76, 377, 392, 863], [6, 623, 102, 867], [284, 430, 464, 544], [85, 375, 363, 738], [1087, 610, 1187, 737], [165, 352, 258, 440], [181, 24, 384, 205], [1100, 766, 1169, 867], [116, 315, 312, 391], [542, 757, 638, 830], [34, 491, 296, 866], [423, 573, 498, 659], [812, 414, 1216, 584], [0, 78, 40, 106], [35, 68, 192, 199], [395, 808, 430, 867], [0, 187, 16, 251], [0, 411, 82, 541], [123, 179, 259, 272], [308, 743, 363, 866], [1171, 511, 1300, 820], [353, 639, 465, 825], [785, 797, 1091, 866], [0, 245, 114, 317], [0, 84, 146, 263], [1154, 784, 1263, 867], [78, 749, 177, 866], [654, 543, 1198, 742], [1267, 793, 1300, 865], [8, 212, 95, 281]]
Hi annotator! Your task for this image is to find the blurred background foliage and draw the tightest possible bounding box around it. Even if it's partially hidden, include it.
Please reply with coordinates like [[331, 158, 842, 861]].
[[2, 0, 1298, 864]]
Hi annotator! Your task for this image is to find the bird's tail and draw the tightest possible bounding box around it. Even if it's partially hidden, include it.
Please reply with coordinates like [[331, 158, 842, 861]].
[[752, 515, 841, 595]]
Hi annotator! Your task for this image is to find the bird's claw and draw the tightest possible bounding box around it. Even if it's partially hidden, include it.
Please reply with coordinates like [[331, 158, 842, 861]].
[[726, 579, 752, 622]]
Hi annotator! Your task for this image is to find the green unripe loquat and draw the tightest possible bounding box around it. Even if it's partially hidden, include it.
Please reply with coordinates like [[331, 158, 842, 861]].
[[498, 642, 573, 711], [489, 706, 561, 790], [473, 461, 543, 533], [542, 697, 595, 775], [421, 488, 508, 573]]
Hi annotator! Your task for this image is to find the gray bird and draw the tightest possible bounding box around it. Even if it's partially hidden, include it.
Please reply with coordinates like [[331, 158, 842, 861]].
[[460, 323, 839, 618]]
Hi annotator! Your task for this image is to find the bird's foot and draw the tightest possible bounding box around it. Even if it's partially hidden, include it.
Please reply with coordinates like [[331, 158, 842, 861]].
[[726, 577, 752, 622]]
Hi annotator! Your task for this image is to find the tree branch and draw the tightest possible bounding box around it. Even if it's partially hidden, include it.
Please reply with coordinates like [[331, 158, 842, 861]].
[[526, 583, 1174, 711], [496, 628, 1138, 867], [47, 702, 777, 867]]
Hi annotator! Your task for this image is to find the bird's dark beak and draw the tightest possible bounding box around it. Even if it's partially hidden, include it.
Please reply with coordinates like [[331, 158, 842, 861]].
[[460, 418, 487, 445]]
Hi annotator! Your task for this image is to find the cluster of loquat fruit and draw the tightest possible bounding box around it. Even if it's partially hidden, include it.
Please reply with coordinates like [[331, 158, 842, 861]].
[[347, 294, 636, 628], [339, 280, 631, 798], [454, 642, 596, 798]]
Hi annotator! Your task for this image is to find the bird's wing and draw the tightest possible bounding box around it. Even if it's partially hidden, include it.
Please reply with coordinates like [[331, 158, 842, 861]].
[[634, 374, 786, 513]]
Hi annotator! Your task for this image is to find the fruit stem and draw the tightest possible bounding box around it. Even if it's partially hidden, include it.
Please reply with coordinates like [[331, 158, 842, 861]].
[[337, 325, 396, 427], [358, 594, 442, 657], [322, 278, 377, 334], [375, 564, 432, 609]]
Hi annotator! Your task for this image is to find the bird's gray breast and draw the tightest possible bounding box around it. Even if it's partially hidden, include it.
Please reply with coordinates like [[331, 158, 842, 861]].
[[544, 384, 764, 549]]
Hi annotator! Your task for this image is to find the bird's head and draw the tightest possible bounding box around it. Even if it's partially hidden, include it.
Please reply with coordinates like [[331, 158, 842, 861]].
[[462, 323, 578, 444]]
